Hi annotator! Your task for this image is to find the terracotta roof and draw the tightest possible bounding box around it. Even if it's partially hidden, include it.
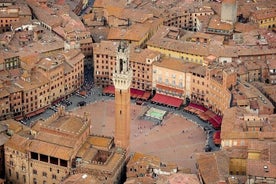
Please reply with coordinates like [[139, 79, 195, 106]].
[[247, 160, 276, 178], [222, 0, 236, 4], [153, 57, 201, 72], [5, 134, 29, 153], [128, 152, 160, 168], [28, 139, 73, 160], [87, 136, 113, 149], [0, 88, 9, 98], [208, 15, 233, 31], [106, 6, 153, 24], [61, 173, 100, 184], [190, 65, 206, 76], [93, 40, 160, 64], [42, 114, 88, 136], [93, 40, 118, 56], [234, 22, 259, 33], [268, 59, 276, 69], [31, 5, 62, 28], [125, 177, 155, 184], [14, 70, 49, 91], [224, 146, 248, 159], [20, 53, 40, 67], [89, 26, 110, 42], [37, 57, 63, 70], [79, 146, 98, 162], [63, 49, 84, 66], [244, 61, 262, 70], [168, 173, 200, 184], [63, 61, 73, 74], [0, 133, 9, 146], [78, 151, 125, 173], [252, 82, 276, 106], [130, 47, 160, 64], [221, 106, 276, 140], [107, 23, 150, 41], [1, 119, 23, 134], [252, 8, 276, 21], [270, 143, 276, 164], [35, 131, 77, 148], [93, 0, 126, 9], [196, 151, 229, 184], [147, 25, 238, 58], [231, 82, 274, 112]]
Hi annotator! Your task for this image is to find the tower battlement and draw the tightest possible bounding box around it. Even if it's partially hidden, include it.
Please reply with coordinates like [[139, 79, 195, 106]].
[[113, 41, 133, 90], [113, 70, 133, 90]]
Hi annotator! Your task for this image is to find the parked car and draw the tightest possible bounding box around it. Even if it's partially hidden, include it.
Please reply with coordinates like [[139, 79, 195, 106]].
[[77, 101, 86, 106]]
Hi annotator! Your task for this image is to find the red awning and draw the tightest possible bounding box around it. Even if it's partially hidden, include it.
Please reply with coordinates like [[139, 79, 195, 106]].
[[79, 90, 87, 96], [130, 88, 144, 98], [208, 118, 222, 129], [213, 131, 221, 144], [151, 93, 183, 108], [25, 107, 46, 118], [140, 91, 151, 100], [188, 103, 208, 112], [103, 86, 115, 94], [213, 131, 221, 139], [213, 115, 222, 124]]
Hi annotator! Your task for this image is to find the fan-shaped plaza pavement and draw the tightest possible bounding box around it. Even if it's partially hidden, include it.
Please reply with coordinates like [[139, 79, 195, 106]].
[[73, 99, 207, 173]]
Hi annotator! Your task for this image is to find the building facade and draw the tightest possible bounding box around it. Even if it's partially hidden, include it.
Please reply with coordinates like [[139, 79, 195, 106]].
[[5, 106, 91, 184], [251, 9, 276, 29], [0, 7, 20, 33], [93, 41, 159, 91], [0, 48, 84, 120]]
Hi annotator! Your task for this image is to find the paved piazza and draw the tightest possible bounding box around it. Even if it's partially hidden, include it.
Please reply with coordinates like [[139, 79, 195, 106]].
[[72, 99, 206, 173]]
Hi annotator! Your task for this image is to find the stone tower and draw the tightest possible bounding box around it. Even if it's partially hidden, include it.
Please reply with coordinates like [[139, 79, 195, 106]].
[[221, 0, 237, 24], [112, 41, 133, 150]]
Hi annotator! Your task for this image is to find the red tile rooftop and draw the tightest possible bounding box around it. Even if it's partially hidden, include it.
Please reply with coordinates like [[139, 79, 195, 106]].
[[252, 8, 276, 21], [208, 15, 233, 31], [222, 0, 236, 4], [168, 173, 200, 184], [247, 160, 276, 178]]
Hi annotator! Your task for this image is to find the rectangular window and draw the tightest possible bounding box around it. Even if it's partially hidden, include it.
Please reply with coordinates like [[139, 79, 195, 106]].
[[42, 172, 47, 177], [31, 152, 38, 160], [40, 154, 48, 163], [60, 159, 68, 167], [33, 169, 37, 175]]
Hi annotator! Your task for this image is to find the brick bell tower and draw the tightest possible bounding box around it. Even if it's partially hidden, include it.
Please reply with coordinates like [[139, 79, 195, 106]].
[[112, 41, 133, 150]]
